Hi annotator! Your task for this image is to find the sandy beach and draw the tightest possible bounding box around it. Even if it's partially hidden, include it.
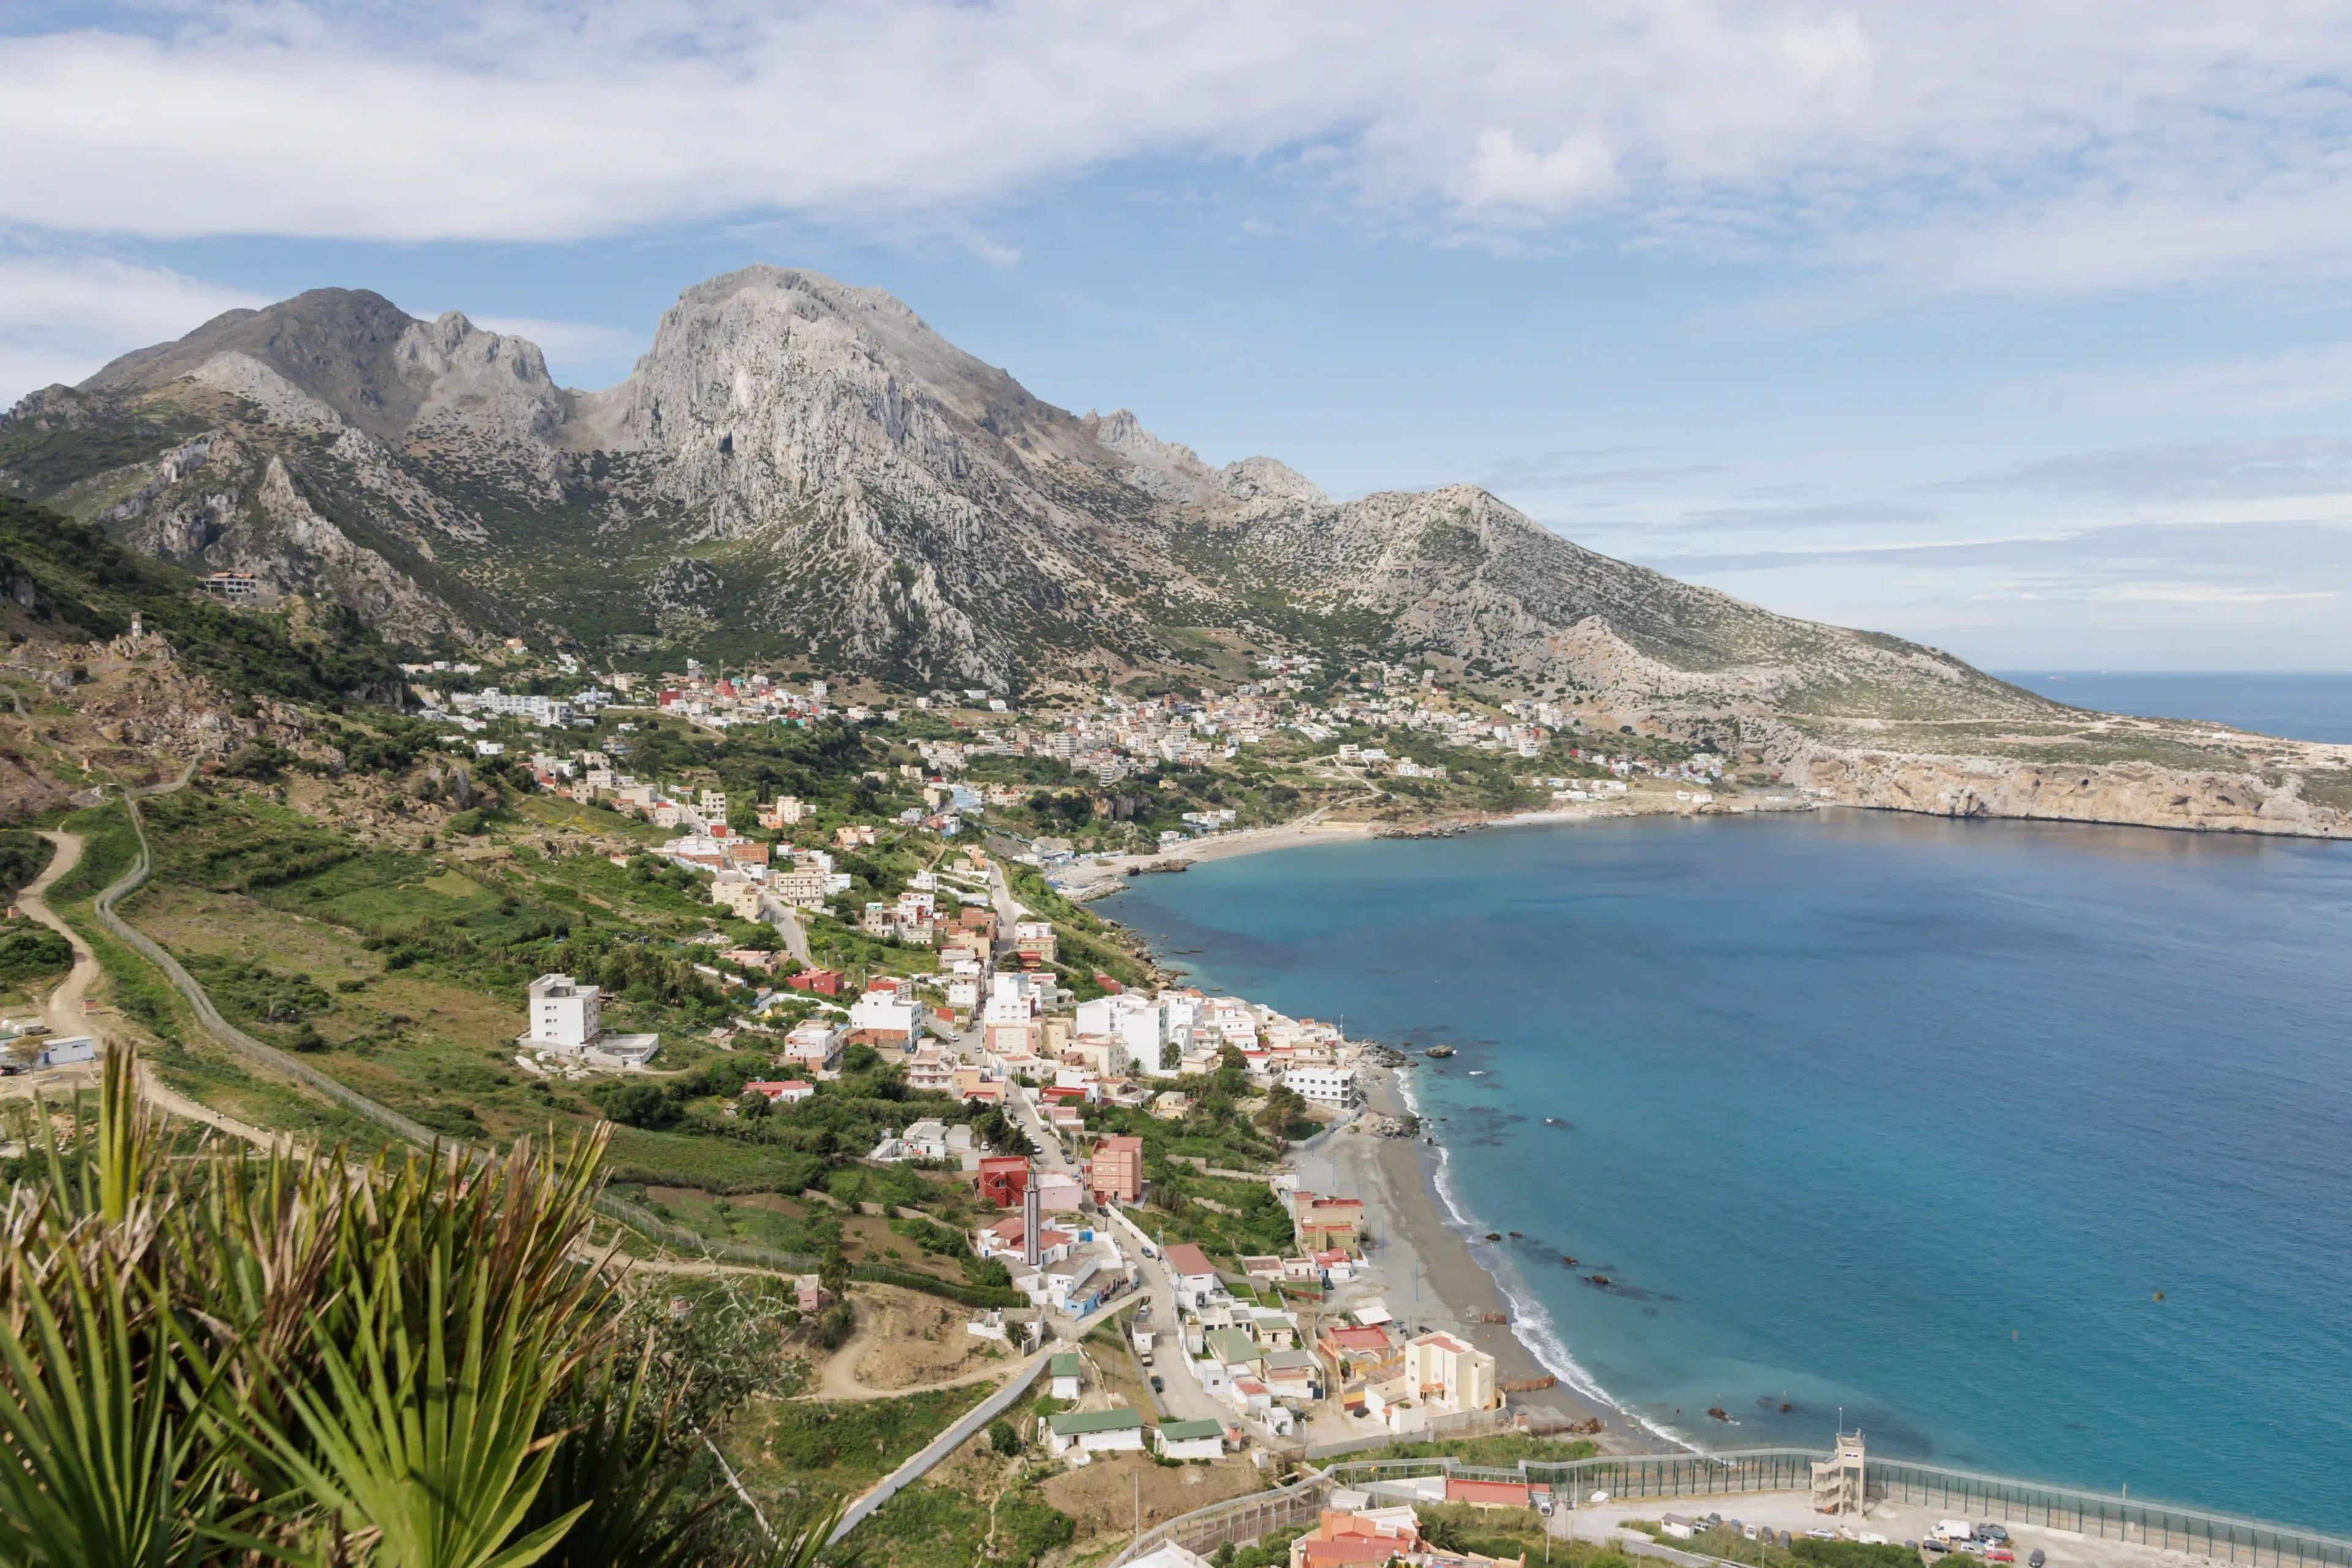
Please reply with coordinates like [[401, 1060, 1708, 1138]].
[[1066, 802, 1698, 1451], [1055, 816, 1380, 897], [1056, 792, 1811, 899], [1316, 1063, 1664, 1453]]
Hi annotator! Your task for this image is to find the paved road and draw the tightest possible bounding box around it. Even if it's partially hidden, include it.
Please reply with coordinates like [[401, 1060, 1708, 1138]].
[[1097, 1204, 1231, 1430], [827, 1349, 1051, 1542], [772, 905, 812, 966], [1005, 1076, 1074, 1173]]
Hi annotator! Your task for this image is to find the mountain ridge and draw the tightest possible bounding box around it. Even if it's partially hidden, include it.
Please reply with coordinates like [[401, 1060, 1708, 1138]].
[[4, 263, 2348, 839], [0, 268, 2133, 717]]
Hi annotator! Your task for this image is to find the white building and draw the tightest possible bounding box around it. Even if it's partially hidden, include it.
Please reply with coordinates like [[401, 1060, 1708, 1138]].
[[1281, 1065, 1360, 1106], [520, 973, 659, 1066], [1153, 1419, 1225, 1461], [984, 972, 1042, 1025], [1401, 1330, 1499, 1413], [782, 1020, 845, 1072], [526, 973, 602, 1048], [1042, 1407, 1145, 1460], [1074, 992, 1178, 1076], [1162, 1242, 1223, 1310], [848, 989, 921, 1043]]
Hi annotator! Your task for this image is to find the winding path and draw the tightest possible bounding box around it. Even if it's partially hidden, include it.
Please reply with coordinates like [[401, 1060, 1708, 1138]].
[[17, 827, 97, 1037], [11, 776, 287, 1149]]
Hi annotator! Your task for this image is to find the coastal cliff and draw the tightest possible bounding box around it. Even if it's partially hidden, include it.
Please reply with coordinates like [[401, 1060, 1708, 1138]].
[[1795, 748, 2351, 839]]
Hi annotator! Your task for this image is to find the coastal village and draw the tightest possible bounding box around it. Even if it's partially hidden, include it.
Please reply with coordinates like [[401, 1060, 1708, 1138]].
[[1, 618, 2304, 1568]]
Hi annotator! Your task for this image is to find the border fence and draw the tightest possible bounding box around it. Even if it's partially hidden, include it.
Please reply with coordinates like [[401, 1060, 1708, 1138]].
[[1114, 1450, 2352, 1568]]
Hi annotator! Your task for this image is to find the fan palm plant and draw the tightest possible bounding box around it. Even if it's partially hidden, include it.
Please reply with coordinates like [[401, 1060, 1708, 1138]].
[[0, 1044, 850, 1567]]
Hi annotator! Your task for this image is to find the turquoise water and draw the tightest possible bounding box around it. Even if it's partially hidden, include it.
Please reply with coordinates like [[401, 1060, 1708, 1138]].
[[1102, 813, 2352, 1531], [1992, 671, 2352, 744]]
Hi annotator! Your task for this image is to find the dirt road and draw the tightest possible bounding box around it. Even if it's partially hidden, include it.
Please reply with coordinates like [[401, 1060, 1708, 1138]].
[[18, 828, 96, 1036], [11, 820, 284, 1151]]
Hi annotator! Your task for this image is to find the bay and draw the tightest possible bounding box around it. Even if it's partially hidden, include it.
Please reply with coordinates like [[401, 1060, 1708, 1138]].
[[1101, 812, 2352, 1532]]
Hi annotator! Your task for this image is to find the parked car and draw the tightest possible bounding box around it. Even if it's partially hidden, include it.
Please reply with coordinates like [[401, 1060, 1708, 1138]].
[[1920, 1539, 1950, 1555], [1986, 1550, 2015, 1562], [1148, 1376, 1164, 1393], [1978, 1528, 2009, 1544], [2028, 1553, 2045, 1568]]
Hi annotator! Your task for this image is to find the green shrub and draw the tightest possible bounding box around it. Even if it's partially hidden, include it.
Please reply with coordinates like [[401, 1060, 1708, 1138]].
[[0, 925, 73, 985]]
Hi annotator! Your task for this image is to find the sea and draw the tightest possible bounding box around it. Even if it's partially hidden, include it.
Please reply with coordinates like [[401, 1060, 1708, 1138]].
[[1099, 676, 2352, 1534], [1992, 670, 2352, 745]]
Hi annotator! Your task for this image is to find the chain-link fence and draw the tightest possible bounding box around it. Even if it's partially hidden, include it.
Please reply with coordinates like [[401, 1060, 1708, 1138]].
[[1318, 1449, 2352, 1568], [1111, 1474, 1335, 1567]]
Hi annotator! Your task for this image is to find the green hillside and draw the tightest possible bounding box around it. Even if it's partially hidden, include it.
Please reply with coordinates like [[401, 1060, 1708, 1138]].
[[0, 496, 404, 702]]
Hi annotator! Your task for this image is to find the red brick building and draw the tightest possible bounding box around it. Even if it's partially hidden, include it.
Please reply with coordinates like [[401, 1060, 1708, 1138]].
[[978, 1155, 1031, 1208]]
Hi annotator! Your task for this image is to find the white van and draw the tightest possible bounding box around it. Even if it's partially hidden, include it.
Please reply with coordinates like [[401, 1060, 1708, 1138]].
[[1937, 1521, 1977, 1543]]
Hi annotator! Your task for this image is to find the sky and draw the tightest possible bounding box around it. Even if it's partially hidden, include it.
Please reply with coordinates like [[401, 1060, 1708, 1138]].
[[6, 2, 2352, 670]]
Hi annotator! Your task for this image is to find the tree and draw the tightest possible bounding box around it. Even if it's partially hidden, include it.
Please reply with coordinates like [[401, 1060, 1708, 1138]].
[[591, 1080, 677, 1130], [989, 1419, 1021, 1457]]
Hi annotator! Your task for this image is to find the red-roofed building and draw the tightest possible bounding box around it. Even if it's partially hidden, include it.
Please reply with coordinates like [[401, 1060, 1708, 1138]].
[[742, 1080, 813, 1105], [974, 1215, 1072, 1262], [1289, 1191, 1365, 1252], [1162, 1242, 1220, 1308], [1315, 1322, 1404, 1385], [978, 1155, 1030, 1208], [1444, 1480, 1531, 1511], [783, 967, 844, 997], [1288, 1509, 1423, 1568]]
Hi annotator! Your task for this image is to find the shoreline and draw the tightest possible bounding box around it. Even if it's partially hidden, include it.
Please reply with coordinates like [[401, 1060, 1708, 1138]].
[[1325, 1062, 1677, 1457], [1074, 810, 1705, 1453], [1057, 794, 1798, 899]]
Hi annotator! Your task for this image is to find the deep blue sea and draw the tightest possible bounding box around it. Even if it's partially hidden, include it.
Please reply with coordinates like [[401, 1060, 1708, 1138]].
[[1992, 671, 2352, 744], [1102, 812, 2352, 1532]]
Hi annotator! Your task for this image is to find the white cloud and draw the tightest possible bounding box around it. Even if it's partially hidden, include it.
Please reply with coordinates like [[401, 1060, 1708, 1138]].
[[1942, 436, 2352, 503], [1458, 132, 1620, 216], [0, 254, 269, 405], [3, 2, 2351, 293], [2045, 341, 2352, 419]]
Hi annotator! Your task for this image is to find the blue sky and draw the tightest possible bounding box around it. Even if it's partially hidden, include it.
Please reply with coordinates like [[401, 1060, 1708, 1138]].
[[6, 2, 2352, 669]]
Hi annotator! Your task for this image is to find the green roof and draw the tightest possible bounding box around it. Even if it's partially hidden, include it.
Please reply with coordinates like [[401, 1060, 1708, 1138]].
[[1047, 1407, 1145, 1436], [1049, 1352, 1081, 1377], [1204, 1327, 1258, 1363], [1159, 1419, 1224, 1441]]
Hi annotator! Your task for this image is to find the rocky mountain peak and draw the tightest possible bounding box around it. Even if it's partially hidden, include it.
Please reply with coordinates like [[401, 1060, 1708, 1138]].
[[395, 312, 567, 447], [1082, 408, 1215, 500], [591, 265, 1103, 470], [1216, 454, 1329, 508], [85, 288, 423, 439]]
